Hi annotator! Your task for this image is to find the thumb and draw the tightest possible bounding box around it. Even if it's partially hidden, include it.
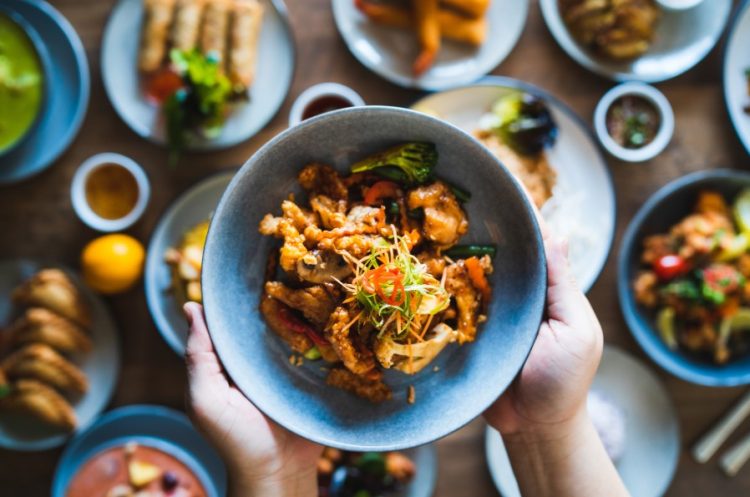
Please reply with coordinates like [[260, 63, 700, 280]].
[[184, 302, 226, 384]]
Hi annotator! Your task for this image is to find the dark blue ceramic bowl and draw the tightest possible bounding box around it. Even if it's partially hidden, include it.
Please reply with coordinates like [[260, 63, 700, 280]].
[[619, 169, 750, 387], [202, 106, 547, 450]]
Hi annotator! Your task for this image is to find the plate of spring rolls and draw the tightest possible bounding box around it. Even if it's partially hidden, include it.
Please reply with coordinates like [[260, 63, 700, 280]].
[[101, 0, 294, 157], [0, 259, 121, 451], [332, 0, 529, 90]]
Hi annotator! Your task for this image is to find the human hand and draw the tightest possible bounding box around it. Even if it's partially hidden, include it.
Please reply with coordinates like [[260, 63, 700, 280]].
[[184, 302, 322, 497], [484, 236, 603, 438]]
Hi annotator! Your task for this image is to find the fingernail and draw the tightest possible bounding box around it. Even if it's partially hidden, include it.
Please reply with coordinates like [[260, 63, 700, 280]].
[[183, 303, 194, 329]]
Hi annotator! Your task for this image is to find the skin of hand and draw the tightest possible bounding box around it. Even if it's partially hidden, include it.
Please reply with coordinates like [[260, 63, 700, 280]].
[[183, 302, 322, 497], [484, 235, 630, 497]]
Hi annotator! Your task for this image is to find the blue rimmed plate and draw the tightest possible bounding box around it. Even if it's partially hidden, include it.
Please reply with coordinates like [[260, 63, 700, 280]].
[[331, 0, 529, 91], [0, 0, 89, 184], [412, 76, 615, 293], [0, 259, 120, 451], [145, 170, 236, 356], [51, 405, 226, 497], [724, 0, 750, 156], [101, 0, 295, 151]]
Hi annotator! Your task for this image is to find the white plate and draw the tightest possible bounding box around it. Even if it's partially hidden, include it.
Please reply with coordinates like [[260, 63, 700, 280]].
[[331, 0, 528, 90], [145, 171, 235, 355], [0, 259, 121, 451], [101, 0, 295, 150], [412, 77, 615, 293], [724, 1, 750, 156], [540, 0, 731, 82], [486, 345, 681, 497]]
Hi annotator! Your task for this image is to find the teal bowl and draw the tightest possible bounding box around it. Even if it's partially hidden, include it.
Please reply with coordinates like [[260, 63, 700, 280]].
[[619, 169, 750, 386], [202, 106, 547, 450]]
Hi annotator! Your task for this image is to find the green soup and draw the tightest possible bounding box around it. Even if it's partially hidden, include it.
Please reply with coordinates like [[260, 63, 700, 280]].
[[0, 13, 44, 152]]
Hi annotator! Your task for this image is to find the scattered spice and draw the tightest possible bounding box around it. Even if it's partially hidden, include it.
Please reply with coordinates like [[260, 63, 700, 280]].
[[407, 385, 416, 405], [606, 95, 661, 149], [85, 164, 139, 220]]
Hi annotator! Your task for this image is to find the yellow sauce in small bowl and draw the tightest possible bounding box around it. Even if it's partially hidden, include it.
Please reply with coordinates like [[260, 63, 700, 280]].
[[84, 164, 139, 220]]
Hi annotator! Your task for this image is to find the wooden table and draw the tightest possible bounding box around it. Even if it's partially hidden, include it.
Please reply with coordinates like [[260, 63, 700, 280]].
[[2, 0, 749, 495]]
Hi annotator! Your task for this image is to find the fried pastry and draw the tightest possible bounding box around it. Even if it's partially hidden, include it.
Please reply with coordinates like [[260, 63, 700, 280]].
[[228, 0, 264, 91], [13, 269, 91, 328], [8, 308, 93, 355], [0, 379, 77, 431], [2, 344, 88, 395]]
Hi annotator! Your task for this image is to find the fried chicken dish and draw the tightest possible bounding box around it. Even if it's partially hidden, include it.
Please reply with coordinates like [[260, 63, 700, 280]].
[[258, 143, 497, 402], [0, 269, 93, 431]]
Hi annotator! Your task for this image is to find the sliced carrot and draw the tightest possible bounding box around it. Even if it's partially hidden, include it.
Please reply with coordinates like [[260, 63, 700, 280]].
[[465, 256, 491, 304]]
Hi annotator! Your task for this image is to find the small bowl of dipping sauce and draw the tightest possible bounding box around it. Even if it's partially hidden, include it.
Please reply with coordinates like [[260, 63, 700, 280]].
[[288, 82, 365, 127], [594, 82, 674, 163], [71, 153, 150, 232]]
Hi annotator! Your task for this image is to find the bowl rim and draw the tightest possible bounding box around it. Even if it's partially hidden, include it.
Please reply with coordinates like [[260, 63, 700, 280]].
[[618, 168, 750, 386], [0, 6, 51, 157], [70, 152, 151, 232], [594, 82, 675, 163], [202, 105, 547, 450], [721, 0, 750, 157]]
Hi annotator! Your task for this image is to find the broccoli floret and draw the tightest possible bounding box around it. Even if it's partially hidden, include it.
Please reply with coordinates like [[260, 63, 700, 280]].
[[350, 142, 437, 184]]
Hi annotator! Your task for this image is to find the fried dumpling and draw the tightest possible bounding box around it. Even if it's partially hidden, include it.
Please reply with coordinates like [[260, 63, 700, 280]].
[[0, 379, 77, 431], [13, 269, 91, 328], [2, 343, 88, 395], [7, 308, 92, 355]]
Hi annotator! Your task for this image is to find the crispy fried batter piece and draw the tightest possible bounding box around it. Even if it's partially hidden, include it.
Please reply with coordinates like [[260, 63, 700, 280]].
[[0, 379, 77, 430], [444, 260, 481, 344], [7, 308, 92, 355], [298, 164, 348, 201], [326, 367, 392, 403], [259, 294, 313, 354], [2, 344, 88, 395], [325, 306, 377, 376], [408, 181, 468, 248], [13, 269, 91, 328], [265, 282, 337, 326]]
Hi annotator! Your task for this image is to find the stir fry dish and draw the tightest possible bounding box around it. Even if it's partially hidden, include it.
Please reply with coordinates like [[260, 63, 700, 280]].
[[475, 91, 559, 208], [355, 0, 491, 76], [318, 447, 416, 497], [138, 0, 264, 161], [633, 190, 750, 364], [559, 0, 661, 61], [165, 220, 209, 304], [258, 143, 496, 402], [0, 270, 94, 431]]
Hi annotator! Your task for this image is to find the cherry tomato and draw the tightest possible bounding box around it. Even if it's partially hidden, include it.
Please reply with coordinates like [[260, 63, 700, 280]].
[[145, 68, 184, 104], [277, 304, 328, 346], [653, 254, 688, 281], [364, 181, 400, 205]]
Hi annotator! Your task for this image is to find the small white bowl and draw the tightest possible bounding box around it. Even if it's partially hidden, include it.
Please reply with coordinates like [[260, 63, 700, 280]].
[[594, 82, 674, 163], [656, 0, 705, 10], [71, 152, 150, 232], [288, 82, 365, 127]]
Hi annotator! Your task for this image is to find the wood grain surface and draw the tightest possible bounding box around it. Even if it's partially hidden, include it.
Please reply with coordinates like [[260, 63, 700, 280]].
[[1, 0, 749, 495]]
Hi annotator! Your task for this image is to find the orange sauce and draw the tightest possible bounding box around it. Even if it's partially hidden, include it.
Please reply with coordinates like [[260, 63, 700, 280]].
[[85, 164, 139, 220]]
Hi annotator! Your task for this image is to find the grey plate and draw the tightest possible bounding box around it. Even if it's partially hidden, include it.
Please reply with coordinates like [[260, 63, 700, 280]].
[[0, 259, 121, 451], [0, 0, 90, 184], [202, 106, 547, 451], [145, 170, 236, 356], [412, 76, 615, 293], [101, 0, 295, 150], [540, 0, 731, 82], [51, 405, 226, 497], [331, 0, 529, 91], [486, 345, 680, 497], [723, 0, 750, 156]]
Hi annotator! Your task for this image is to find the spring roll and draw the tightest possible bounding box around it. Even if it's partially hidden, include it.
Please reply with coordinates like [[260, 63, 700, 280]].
[[229, 0, 264, 91], [412, 0, 440, 76], [440, 0, 491, 19], [356, 0, 486, 47], [139, 0, 176, 73], [171, 0, 205, 51], [201, 0, 231, 63]]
